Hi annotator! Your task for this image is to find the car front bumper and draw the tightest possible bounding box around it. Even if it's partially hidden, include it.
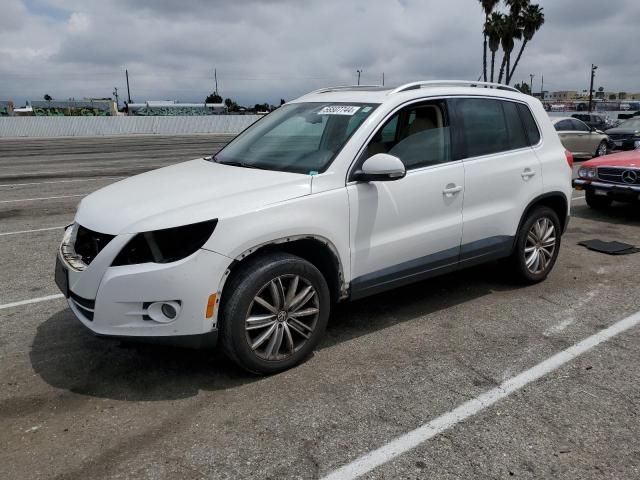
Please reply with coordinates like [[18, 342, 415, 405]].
[[57, 246, 232, 340], [573, 178, 640, 199]]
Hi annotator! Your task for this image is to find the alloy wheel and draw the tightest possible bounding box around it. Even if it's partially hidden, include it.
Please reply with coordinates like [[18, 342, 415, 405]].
[[597, 142, 607, 157], [245, 275, 319, 361], [524, 217, 556, 275]]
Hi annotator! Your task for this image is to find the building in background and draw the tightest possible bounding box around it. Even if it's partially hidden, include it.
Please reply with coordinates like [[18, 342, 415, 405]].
[[28, 99, 117, 116], [127, 101, 227, 116]]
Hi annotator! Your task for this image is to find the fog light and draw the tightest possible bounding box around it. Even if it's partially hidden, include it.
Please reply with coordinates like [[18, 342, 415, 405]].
[[147, 301, 181, 323], [161, 303, 177, 319]]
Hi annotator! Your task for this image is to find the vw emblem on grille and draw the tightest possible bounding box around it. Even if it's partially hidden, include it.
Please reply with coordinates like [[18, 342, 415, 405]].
[[621, 170, 638, 184]]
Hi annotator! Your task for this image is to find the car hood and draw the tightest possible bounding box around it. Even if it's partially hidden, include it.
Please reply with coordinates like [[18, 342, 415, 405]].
[[75, 159, 312, 235], [605, 127, 639, 135], [582, 150, 640, 168]]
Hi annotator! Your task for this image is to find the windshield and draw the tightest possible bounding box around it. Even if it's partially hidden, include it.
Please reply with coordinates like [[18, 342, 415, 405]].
[[213, 102, 378, 174], [620, 118, 640, 129]]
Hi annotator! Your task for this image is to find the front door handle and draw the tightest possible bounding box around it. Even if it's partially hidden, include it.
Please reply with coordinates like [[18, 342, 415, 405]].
[[521, 168, 536, 180], [442, 184, 463, 197]]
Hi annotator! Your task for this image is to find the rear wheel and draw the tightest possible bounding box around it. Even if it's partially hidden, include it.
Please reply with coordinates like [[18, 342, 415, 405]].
[[220, 252, 330, 375], [595, 140, 608, 157], [585, 190, 612, 209], [510, 206, 561, 284]]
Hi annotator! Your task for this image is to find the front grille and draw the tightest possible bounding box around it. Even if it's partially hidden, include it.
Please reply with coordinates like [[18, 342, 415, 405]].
[[74, 225, 115, 265], [608, 133, 632, 141], [597, 167, 640, 185], [70, 292, 95, 321]]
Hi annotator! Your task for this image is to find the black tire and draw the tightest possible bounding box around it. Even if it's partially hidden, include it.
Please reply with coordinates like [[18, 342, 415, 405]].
[[220, 252, 330, 375], [510, 206, 561, 284], [585, 190, 612, 209], [595, 140, 608, 158]]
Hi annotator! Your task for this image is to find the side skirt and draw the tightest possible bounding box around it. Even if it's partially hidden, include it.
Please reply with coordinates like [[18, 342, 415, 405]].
[[349, 236, 514, 301]]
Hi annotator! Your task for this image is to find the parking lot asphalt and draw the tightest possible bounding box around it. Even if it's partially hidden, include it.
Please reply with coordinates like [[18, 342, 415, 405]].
[[1, 136, 639, 479]]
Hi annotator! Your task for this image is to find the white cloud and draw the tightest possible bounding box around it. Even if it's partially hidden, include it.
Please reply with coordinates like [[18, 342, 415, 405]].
[[1, 0, 639, 106]]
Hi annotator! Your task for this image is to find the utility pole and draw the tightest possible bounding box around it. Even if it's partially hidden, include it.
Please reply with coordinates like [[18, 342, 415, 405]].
[[588, 64, 598, 113], [540, 75, 544, 98], [214, 68, 219, 95], [112, 87, 119, 109], [529, 74, 535, 94], [356, 69, 362, 86], [125, 69, 132, 104], [382, 72, 385, 86]]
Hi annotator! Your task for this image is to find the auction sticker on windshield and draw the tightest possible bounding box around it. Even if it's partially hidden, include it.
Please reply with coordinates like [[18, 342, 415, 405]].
[[318, 105, 361, 115]]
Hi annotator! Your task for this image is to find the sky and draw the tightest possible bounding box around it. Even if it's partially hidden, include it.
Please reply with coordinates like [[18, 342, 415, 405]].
[[1, 0, 639, 107]]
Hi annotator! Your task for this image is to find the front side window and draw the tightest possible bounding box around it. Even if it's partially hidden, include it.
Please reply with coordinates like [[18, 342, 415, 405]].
[[213, 102, 378, 174], [364, 101, 451, 170], [456, 98, 530, 158], [571, 119, 590, 132]]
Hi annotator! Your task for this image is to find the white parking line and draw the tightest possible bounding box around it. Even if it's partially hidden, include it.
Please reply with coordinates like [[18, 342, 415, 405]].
[[572, 195, 585, 201], [0, 177, 123, 188], [0, 294, 65, 311], [0, 194, 85, 204], [0, 226, 65, 237], [321, 309, 640, 480]]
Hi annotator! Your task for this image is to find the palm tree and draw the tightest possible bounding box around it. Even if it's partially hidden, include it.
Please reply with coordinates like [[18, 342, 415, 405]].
[[479, 0, 500, 82], [508, 4, 545, 84], [497, 13, 522, 84], [484, 12, 504, 82]]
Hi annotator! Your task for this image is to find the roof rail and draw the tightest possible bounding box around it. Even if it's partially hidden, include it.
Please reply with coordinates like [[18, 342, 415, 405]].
[[307, 85, 384, 95], [390, 80, 520, 94]]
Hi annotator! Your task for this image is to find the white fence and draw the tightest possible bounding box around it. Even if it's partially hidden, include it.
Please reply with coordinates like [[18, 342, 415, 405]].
[[0, 115, 261, 138]]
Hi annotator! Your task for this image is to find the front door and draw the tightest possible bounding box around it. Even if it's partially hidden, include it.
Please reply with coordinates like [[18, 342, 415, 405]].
[[347, 100, 464, 299]]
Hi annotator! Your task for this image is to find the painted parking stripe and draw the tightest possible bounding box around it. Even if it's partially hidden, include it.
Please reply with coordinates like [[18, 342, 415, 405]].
[[0, 294, 65, 311], [572, 195, 585, 201], [0, 226, 65, 237], [0, 177, 123, 188], [321, 309, 640, 480], [0, 194, 85, 204]]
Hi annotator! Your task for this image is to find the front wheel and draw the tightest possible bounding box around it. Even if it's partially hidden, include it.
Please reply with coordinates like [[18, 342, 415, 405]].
[[220, 252, 330, 375], [595, 140, 608, 157], [510, 206, 561, 284]]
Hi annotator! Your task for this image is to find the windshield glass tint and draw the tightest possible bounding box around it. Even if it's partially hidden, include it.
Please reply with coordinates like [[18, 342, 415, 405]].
[[213, 102, 378, 174]]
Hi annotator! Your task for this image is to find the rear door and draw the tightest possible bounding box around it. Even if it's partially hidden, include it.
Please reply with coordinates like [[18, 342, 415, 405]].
[[451, 97, 543, 265]]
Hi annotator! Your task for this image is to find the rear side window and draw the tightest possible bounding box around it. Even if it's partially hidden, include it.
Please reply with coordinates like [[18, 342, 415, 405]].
[[516, 103, 541, 145], [456, 98, 530, 157], [554, 120, 573, 131]]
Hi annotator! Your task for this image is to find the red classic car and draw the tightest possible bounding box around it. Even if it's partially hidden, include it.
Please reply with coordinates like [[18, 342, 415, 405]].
[[573, 150, 640, 208]]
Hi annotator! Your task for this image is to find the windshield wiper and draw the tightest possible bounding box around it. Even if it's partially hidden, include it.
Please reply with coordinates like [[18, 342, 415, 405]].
[[213, 157, 262, 170]]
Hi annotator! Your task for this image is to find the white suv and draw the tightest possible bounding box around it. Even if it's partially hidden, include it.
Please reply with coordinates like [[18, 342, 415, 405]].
[[55, 80, 573, 374]]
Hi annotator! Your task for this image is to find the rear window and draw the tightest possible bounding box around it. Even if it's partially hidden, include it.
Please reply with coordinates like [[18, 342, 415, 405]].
[[456, 98, 531, 158], [516, 103, 541, 145]]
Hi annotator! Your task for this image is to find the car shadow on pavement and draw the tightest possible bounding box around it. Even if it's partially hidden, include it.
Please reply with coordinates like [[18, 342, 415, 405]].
[[30, 263, 519, 402], [571, 202, 640, 227]]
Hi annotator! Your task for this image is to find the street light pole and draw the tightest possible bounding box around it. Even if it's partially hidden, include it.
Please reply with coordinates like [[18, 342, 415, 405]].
[[588, 64, 598, 113], [529, 74, 535, 94], [356, 69, 362, 86]]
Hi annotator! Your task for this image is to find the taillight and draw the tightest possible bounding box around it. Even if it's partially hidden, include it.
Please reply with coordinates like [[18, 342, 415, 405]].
[[565, 150, 574, 169]]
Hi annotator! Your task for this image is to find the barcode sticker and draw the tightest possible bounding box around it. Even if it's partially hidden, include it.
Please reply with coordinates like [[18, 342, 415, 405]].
[[318, 105, 361, 115]]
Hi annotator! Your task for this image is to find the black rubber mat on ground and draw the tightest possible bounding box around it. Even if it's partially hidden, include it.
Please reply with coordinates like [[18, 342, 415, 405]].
[[578, 239, 640, 255]]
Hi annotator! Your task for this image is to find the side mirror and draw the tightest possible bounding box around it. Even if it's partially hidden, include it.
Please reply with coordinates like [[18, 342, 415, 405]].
[[353, 153, 406, 182]]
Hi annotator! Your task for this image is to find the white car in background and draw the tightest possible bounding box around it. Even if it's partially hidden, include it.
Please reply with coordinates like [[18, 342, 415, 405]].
[[56, 80, 573, 374]]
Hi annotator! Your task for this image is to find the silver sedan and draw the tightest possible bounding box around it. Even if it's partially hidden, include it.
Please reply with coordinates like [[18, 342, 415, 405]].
[[552, 116, 609, 159]]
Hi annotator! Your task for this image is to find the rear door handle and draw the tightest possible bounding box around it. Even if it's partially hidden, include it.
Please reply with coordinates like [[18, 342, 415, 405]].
[[521, 168, 536, 179], [442, 184, 463, 197]]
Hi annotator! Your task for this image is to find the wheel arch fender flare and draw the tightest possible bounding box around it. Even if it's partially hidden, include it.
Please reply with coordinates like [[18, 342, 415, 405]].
[[514, 191, 569, 249]]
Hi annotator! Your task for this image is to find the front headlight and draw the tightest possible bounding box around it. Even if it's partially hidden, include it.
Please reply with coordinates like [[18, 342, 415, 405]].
[[578, 167, 596, 179], [112, 219, 217, 266]]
